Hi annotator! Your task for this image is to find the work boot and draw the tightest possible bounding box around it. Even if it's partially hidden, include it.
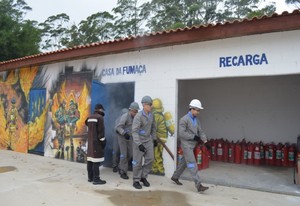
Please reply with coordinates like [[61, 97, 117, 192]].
[[140, 178, 150, 187], [93, 179, 106, 185], [113, 166, 119, 173], [197, 184, 209, 192], [171, 177, 183, 185], [120, 173, 129, 180], [88, 178, 93, 183], [133, 181, 142, 189]]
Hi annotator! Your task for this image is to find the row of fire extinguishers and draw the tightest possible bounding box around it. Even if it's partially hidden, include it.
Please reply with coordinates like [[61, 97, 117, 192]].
[[208, 138, 298, 167], [177, 138, 299, 171]]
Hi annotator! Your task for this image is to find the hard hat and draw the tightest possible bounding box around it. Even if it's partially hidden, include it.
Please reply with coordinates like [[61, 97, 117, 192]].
[[129, 102, 140, 111], [141, 96, 153, 104], [152, 98, 163, 110], [189, 99, 203, 109]]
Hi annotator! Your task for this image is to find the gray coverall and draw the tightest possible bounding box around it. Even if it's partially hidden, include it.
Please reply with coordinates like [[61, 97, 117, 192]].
[[132, 110, 156, 182], [115, 112, 134, 174], [171, 112, 207, 189]]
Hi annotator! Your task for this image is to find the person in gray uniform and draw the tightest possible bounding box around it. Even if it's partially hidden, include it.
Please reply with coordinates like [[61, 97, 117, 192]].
[[112, 108, 129, 173], [132, 96, 157, 189], [115, 102, 140, 179], [171, 99, 211, 192]]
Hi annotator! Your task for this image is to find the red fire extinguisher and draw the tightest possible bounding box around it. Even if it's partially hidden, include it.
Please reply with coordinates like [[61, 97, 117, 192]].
[[202, 145, 210, 170], [241, 141, 248, 164], [235, 141, 242, 164], [210, 139, 217, 161], [217, 139, 224, 162], [265, 144, 269, 165], [259, 142, 265, 165], [281, 143, 289, 167], [194, 145, 202, 170], [223, 140, 229, 162], [229, 141, 235, 163], [276, 143, 283, 167], [253, 143, 261, 166], [247, 142, 254, 165], [268, 143, 276, 166], [288, 144, 296, 167], [177, 145, 183, 166]]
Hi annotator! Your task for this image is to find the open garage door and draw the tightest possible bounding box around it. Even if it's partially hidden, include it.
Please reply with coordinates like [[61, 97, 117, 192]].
[[178, 74, 300, 144]]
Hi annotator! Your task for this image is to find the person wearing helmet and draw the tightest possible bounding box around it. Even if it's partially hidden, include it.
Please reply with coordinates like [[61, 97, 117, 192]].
[[112, 108, 129, 173], [131, 96, 157, 189], [115, 102, 140, 179], [85, 104, 106, 185], [171, 99, 211, 193]]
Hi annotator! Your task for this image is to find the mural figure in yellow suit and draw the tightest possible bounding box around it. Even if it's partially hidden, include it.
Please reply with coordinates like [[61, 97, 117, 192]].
[[6, 98, 18, 150], [151, 98, 175, 176]]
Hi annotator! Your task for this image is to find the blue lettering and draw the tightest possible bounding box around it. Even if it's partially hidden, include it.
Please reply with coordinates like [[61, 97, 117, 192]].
[[219, 57, 226, 67], [219, 53, 268, 68], [260, 53, 268, 64]]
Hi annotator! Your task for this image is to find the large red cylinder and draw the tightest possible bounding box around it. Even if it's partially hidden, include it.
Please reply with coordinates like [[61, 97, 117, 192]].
[[217, 140, 224, 162], [288, 144, 296, 167], [235, 142, 241, 164], [202, 145, 210, 170], [194, 145, 202, 170], [259, 142, 265, 165], [253, 143, 261, 166], [241, 142, 248, 164], [210, 139, 217, 161], [265, 144, 269, 165], [281, 143, 289, 167], [275, 143, 283, 167], [229, 141, 235, 163], [223, 140, 229, 162], [268, 143, 276, 166], [247, 142, 254, 165]]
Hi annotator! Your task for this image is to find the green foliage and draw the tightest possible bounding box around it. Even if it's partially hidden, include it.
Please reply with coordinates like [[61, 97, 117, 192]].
[[0, 0, 41, 62]]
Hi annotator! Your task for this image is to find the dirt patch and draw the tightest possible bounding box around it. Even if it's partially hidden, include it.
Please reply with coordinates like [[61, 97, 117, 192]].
[[97, 189, 190, 206], [0, 166, 17, 173]]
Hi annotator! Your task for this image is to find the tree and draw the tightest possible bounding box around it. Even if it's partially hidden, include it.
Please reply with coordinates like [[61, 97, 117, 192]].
[[285, 0, 300, 9], [39, 13, 70, 51], [113, 0, 146, 38], [0, 0, 41, 62]]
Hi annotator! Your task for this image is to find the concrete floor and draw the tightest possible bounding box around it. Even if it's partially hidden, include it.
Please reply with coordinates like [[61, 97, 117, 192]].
[[182, 161, 300, 196], [1, 150, 300, 206]]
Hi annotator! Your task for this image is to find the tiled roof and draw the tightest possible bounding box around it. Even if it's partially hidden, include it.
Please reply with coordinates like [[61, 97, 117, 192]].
[[1, 10, 300, 71]]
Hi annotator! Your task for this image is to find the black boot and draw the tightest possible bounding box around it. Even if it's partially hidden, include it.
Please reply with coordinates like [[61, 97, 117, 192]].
[[140, 178, 150, 187]]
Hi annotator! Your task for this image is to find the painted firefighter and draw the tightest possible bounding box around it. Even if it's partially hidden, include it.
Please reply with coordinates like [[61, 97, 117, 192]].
[[6, 98, 18, 150], [54, 101, 67, 159], [151, 98, 175, 176]]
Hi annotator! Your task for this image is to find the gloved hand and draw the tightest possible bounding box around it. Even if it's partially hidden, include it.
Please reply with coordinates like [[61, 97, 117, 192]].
[[194, 135, 200, 141], [153, 140, 158, 147], [124, 133, 131, 140], [204, 142, 211, 150], [138, 144, 146, 152]]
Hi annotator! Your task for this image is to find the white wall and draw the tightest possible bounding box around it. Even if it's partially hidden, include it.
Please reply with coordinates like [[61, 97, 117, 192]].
[[57, 29, 300, 177]]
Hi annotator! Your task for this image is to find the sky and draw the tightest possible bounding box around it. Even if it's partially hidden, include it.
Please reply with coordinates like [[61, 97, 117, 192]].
[[25, 0, 296, 25]]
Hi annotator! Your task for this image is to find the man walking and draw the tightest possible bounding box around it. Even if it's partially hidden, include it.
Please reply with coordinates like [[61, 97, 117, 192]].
[[115, 102, 140, 179], [132, 96, 157, 189], [171, 99, 211, 192], [85, 104, 106, 185]]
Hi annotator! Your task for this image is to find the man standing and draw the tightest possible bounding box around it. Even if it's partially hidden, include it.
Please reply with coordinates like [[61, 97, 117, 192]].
[[112, 108, 129, 173], [85, 104, 106, 185], [132, 96, 157, 189], [171, 99, 211, 193], [115, 102, 140, 179]]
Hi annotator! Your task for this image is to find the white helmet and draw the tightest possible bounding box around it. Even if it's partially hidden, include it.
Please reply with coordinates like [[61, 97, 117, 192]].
[[189, 99, 203, 110]]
